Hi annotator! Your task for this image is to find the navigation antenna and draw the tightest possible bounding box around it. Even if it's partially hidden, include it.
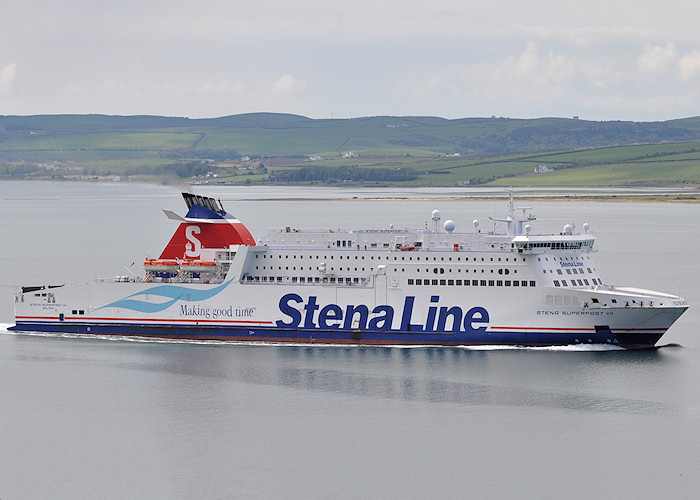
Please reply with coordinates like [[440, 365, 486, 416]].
[[488, 188, 537, 236], [508, 187, 515, 220]]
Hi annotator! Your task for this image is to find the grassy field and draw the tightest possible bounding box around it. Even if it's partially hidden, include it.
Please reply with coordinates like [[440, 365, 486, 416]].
[[266, 141, 700, 187], [486, 143, 700, 186]]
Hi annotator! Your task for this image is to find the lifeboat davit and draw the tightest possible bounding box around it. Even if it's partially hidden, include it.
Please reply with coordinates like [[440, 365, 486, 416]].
[[143, 259, 179, 273]]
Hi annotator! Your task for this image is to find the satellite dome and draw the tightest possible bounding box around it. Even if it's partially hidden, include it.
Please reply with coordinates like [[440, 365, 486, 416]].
[[444, 220, 456, 233], [563, 224, 573, 235], [432, 210, 441, 220]]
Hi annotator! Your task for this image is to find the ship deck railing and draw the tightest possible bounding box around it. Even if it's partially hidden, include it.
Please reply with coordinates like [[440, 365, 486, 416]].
[[261, 240, 522, 253]]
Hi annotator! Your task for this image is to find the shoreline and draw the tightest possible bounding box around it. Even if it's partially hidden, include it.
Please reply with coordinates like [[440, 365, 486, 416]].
[[235, 195, 700, 203], [3, 178, 699, 203]]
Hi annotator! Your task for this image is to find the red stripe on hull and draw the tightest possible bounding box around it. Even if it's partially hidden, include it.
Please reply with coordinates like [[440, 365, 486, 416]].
[[15, 315, 274, 325]]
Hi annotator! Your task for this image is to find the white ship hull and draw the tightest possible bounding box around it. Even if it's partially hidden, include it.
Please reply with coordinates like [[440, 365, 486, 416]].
[[11, 192, 688, 348], [13, 274, 686, 348]]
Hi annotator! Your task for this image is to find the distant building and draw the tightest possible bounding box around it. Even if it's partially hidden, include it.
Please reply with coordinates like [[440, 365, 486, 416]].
[[534, 165, 554, 173], [342, 151, 358, 158]]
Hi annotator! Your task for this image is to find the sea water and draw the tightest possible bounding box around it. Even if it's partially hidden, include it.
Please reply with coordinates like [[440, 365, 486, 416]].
[[1, 181, 699, 499]]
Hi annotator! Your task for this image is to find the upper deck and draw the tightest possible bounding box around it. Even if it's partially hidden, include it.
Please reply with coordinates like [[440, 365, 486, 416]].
[[257, 191, 595, 257], [258, 226, 595, 255], [133, 190, 600, 288]]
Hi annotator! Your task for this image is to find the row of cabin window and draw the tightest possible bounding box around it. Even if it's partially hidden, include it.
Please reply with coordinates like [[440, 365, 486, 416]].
[[245, 275, 538, 287], [243, 274, 601, 288], [553, 278, 602, 287], [245, 276, 362, 284], [537, 256, 591, 262], [416, 267, 518, 275], [256, 265, 518, 274], [259, 253, 525, 263], [557, 267, 593, 275], [522, 241, 592, 250], [408, 279, 536, 287], [257, 266, 367, 272]]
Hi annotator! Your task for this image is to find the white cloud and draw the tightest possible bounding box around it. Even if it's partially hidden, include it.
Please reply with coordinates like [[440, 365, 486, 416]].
[[156, 79, 246, 97], [389, 44, 582, 119], [638, 43, 677, 74], [489, 43, 577, 99], [101, 80, 131, 92], [271, 74, 307, 94], [63, 84, 86, 96], [198, 80, 246, 96], [581, 92, 695, 116], [577, 61, 616, 89], [679, 51, 700, 80], [0, 63, 18, 94]]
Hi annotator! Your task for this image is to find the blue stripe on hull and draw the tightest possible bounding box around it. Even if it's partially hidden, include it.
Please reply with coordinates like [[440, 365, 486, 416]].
[[9, 322, 663, 348]]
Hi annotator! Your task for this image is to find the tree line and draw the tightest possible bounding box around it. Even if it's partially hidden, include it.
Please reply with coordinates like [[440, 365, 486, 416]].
[[270, 165, 417, 183]]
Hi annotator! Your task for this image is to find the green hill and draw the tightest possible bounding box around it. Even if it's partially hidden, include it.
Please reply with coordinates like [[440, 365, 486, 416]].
[[3, 113, 700, 186]]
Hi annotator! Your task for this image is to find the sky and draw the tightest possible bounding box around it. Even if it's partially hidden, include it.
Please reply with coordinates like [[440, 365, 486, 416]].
[[2, 0, 700, 121]]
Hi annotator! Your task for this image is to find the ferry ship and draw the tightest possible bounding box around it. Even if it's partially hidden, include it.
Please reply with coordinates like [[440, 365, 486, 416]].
[[11, 192, 688, 348]]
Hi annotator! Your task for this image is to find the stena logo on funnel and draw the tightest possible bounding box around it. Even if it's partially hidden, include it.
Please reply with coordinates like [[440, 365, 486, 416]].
[[185, 225, 202, 258]]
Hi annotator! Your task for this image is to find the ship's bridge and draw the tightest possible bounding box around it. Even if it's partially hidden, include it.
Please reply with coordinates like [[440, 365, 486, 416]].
[[512, 233, 595, 254]]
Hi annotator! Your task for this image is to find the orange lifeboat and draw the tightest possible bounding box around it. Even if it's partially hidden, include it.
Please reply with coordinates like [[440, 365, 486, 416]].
[[179, 260, 218, 273], [143, 259, 179, 273], [399, 245, 416, 251]]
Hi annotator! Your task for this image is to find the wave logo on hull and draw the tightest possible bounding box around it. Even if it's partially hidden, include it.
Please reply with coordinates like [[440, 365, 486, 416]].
[[96, 279, 235, 314]]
